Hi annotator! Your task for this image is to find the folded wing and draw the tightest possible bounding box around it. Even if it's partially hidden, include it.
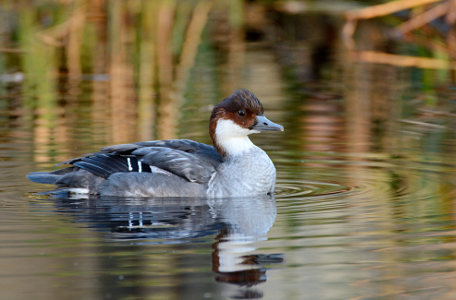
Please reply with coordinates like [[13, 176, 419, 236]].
[[58, 139, 222, 184]]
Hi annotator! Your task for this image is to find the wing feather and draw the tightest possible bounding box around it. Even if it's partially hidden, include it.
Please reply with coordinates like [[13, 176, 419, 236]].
[[53, 139, 221, 184], [139, 147, 217, 183]]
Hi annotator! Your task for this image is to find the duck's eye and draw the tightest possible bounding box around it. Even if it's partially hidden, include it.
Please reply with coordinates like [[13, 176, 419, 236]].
[[237, 110, 245, 117]]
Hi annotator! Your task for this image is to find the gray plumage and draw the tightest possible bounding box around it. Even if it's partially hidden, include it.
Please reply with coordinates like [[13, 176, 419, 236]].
[[27, 139, 223, 197], [207, 147, 276, 198], [138, 147, 216, 183], [26, 139, 277, 198]]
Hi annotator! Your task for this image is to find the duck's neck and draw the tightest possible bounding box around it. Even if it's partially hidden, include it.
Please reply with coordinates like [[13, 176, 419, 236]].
[[211, 119, 257, 159], [217, 136, 256, 159]]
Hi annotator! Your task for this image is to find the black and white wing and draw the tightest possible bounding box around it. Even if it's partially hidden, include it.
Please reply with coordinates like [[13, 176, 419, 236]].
[[61, 139, 222, 184]]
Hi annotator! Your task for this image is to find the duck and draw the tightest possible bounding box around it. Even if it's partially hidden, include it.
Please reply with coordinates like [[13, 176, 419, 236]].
[[27, 89, 284, 198]]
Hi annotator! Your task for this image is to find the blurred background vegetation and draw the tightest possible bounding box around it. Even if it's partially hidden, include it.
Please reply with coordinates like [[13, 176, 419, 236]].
[[1, 0, 456, 162]]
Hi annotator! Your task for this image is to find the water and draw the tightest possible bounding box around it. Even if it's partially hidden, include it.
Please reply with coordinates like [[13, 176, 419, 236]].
[[2, 2, 456, 299]]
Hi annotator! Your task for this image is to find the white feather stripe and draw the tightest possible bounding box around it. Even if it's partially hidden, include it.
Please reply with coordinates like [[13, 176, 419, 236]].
[[127, 157, 132, 171]]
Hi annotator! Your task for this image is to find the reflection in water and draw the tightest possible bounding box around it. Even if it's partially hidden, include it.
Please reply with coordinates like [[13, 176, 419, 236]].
[[210, 196, 281, 295], [50, 194, 282, 299]]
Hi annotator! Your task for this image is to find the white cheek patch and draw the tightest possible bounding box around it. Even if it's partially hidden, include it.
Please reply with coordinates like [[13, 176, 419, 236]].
[[215, 119, 256, 156], [216, 119, 255, 137]]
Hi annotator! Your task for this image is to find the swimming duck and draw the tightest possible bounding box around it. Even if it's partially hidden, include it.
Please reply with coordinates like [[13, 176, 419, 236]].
[[27, 89, 284, 197]]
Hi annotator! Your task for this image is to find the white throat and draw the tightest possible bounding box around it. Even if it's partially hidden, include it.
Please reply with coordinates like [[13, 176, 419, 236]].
[[215, 119, 258, 157]]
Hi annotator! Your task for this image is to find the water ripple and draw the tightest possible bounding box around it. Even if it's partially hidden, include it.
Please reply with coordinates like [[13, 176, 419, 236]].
[[275, 179, 351, 198]]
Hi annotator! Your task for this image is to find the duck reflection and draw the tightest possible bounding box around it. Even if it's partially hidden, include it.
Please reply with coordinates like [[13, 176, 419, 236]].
[[208, 197, 281, 290], [50, 194, 282, 298]]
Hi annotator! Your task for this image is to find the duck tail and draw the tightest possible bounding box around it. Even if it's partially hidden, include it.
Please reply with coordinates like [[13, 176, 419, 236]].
[[26, 167, 74, 185]]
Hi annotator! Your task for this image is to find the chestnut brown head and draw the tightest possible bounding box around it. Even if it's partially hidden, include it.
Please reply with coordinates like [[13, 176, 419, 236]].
[[209, 89, 283, 157]]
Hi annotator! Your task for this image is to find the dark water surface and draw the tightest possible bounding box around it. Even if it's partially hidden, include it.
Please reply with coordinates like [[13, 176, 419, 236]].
[[2, 2, 456, 300]]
